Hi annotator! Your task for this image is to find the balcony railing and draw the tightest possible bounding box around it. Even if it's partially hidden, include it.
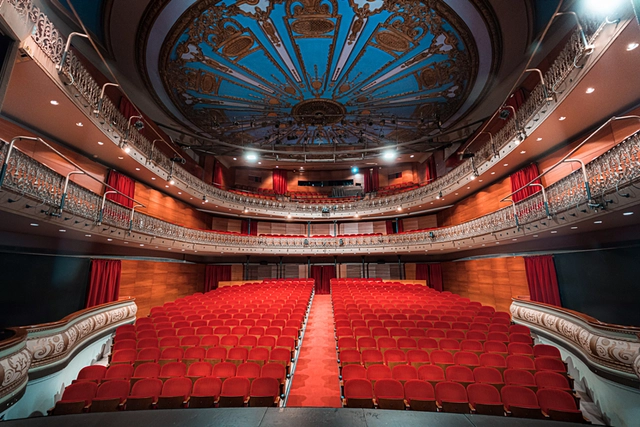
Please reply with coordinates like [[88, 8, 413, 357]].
[[7, 0, 607, 217], [1, 127, 638, 253]]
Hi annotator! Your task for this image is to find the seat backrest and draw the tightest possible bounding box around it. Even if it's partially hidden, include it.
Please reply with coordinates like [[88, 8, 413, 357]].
[[392, 364, 417, 381], [366, 364, 392, 380], [96, 380, 130, 399], [508, 343, 533, 355], [250, 377, 279, 397], [213, 362, 237, 378], [506, 355, 535, 370], [187, 361, 213, 377], [160, 362, 187, 377], [453, 351, 479, 365], [361, 349, 383, 362], [501, 385, 538, 409], [111, 349, 137, 363], [221, 377, 251, 398], [534, 356, 566, 372], [131, 378, 163, 397], [105, 364, 134, 380], [467, 383, 501, 405], [184, 347, 206, 359], [342, 364, 367, 381], [537, 388, 577, 413], [445, 365, 474, 382], [161, 377, 193, 397], [192, 377, 222, 397], [403, 379, 434, 400], [435, 381, 467, 402], [384, 349, 406, 362], [430, 350, 454, 364], [374, 379, 404, 398], [160, 347, 184, 360], [473, 367, 503, 384], [534, 371, 570, 389], [344, 378, 373, 398], [237, 362, 261, 378], [417, 365, 445, 381], [261, 363, 285, 380], [61, 381, 98, 401], [479, 353, 506, 367], [77, 365, 107, 381], [133, 362, 161, 378], [228, 347, 249, 361], [533, 344, 561, 359], [406, 350, 429, 363]]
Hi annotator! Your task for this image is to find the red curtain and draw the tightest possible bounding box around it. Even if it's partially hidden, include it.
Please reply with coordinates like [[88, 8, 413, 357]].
[[310, 265, 335, 295], [397, 219, 404, 233], [213, 160, 224, 188], [425, 155, 437, 184], [385, 220, 394, 235], [511, 163, 541, 203], [273, 169, 288, 195], [428, 263, 444, 292], [205, 265, 232, 292], [86, 260, 121, 308], [241, 220, 258, 236], [364, 168, 379, 193], [416, 264, 429, 281], [106, 170, 135, 208], [524, 256, 562, 306]]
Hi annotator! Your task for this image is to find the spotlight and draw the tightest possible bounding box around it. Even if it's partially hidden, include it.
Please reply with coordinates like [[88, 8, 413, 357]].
[[133, 119, 145, 131], [382, 150, 396, 160], [585, 0, 624, 15], [245, 152, 258, 161], [499, 109, 511, 120], [203, 195, 208, 203], [351, 166, 359, 174], [123, 145, 131, 154], [436, 191, 442, 200], [169, 178, 175, 185]]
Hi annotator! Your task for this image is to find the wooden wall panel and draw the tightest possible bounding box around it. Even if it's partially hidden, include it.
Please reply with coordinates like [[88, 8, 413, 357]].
[[441, 257, 529, 312], [134, 182, 212, 229], [211, 217, 243, 233], [402, 215, 438, 231], [120, 260, 205, 318], [405, 263, 416, 280], [257, 221, 305, 235], [311, 223, 332, 236], [231, 265, 244, 281], [338, 221, 385, 235], [437, 177, 512, 227], [340, 264, 363, 278]]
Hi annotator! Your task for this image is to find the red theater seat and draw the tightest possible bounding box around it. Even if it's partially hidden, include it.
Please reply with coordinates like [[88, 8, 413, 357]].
[[126, 378, 163, 411], [219, 377, 251, 407], [156, 377, 192, 409], [537, 388, 585, 423], [190, 377, 222, 408], [90, 380, 130, 412], [467, 383, 504, 416], [374, 379, 405, 410], [403, 380, 436, 412], [49, 381, 98, 415], [435, 381, 469, 413], [501, 385, 543, 419], [343, 378, 374, 408]]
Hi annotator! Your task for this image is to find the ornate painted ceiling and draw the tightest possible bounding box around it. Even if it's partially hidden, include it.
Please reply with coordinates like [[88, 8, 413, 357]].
[[139, 0, 501, 162]]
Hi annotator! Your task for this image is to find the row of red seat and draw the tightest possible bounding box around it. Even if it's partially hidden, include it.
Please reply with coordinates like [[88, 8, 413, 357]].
[[116, 323, 302, 337], [111, 347, 293, 368], [342, 379, 584, 422], [343, 364, 573, 392], [50, 376, 280, 414]]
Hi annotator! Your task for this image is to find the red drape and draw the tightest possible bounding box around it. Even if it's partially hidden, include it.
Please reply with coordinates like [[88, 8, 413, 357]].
[[397, 219, 404, 233], [428, 263, 444, 292], [86, 260, 121, 308], [106, 170, 135, 208], [204, 265, 232, 292], [364, 168, 379, 193], [425, 155, 437, 184], [241, 220, 258, 236], [385, 220, 395, 235], [524, 255, 562, 306], [273, 169, 288, 195], [310, 265, 335, 294], [511, 163, 541, 203], [416, 264, 429, 281], [213, 161, 224, 188]]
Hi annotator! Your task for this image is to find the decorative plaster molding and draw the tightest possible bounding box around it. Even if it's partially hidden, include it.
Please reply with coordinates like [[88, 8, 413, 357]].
[[0, 329, 31, 411], [511, 298, 640, 381]]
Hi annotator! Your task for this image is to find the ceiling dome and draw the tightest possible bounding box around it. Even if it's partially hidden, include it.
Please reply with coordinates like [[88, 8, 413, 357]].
[[140, 0, 500, 162]]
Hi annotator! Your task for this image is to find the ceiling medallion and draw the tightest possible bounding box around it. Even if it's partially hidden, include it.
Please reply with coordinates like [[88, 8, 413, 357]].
[[292, 99, 346, 125]]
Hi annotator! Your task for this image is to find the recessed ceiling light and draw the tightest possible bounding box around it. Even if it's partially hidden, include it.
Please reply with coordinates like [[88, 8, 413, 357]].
[[275, 165, 279, 168], [181, 249, 185, 252], [97, 141, 104, 145], [168, 247, 172, 250], [627, 42, 639, 51], [123, 146, 131, 154], [124, 241, 128, 244], [478, 179, 483, 183], [178, 192, 182, 195], [495, 241, 500, 244], [76, 122, 83, 127], [107, 238, 113, 241], [512, 238, 517, 241], [491, 172, 495, 175], [118, 156, 124, 160], [571, 226, 578, 230], [30, 223, 39, 227], [623, 212, 634, 216], [140, 244, 144, 247], [258, 162, 262, 165], [550, 231, 558, 234], [503, 163, 508, 167], [50, 100, 59, 105], [559, 116, 566, 121], [59, 229, 66, 232], [85, 234, 92, 237], [165, 185, 169, 188], [135, 168, 140, 171], [233, 157, 237, 160], [151, 177, 156, 180], [536, 138, 542, 141], [410, 155, 415, 158], [594, 220, 603, 224], [585, 87, 595, 94], [533, 234, 538, 238]]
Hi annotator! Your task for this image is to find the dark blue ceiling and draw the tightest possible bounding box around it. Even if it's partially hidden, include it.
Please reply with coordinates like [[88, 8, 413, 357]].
[[157, 0, 479, 147], [59, 0, 105, 43]]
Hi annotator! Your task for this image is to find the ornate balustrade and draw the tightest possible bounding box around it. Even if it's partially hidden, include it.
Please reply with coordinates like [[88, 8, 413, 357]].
[[4, 0, 610, 218], [0, 298, 136, 412], [0, 128, 639, 254], [510, 297, 640, 385]]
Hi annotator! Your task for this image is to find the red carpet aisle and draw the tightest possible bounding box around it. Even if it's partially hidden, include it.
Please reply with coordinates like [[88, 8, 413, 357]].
[[286, 295, 342, 407]]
